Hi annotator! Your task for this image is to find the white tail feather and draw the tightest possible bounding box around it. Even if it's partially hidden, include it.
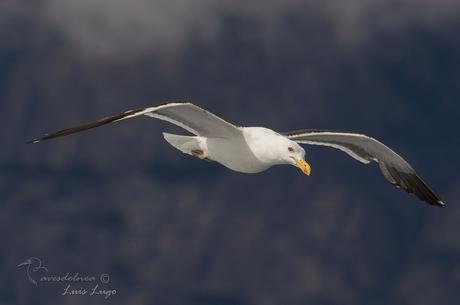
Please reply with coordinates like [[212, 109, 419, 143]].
[[162, 133, 202, 156]]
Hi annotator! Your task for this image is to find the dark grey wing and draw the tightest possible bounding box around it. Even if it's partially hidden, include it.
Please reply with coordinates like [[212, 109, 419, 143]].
[[283, 129, 444, 207], [28, 102, 240, 143]]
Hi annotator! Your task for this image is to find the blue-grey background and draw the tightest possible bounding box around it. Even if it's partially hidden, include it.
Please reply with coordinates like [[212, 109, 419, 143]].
[[1, 0, 459, 304]]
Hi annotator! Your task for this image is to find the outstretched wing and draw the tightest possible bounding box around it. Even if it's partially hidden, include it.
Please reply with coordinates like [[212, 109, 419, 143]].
[[283, 129, 444, 207], [28, 102, 240, 143]]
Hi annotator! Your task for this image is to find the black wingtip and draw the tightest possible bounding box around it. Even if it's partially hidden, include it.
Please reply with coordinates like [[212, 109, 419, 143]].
[[381, 164, 446, 208], [436, 201, 446, 208], [27, 138, 41, 144]]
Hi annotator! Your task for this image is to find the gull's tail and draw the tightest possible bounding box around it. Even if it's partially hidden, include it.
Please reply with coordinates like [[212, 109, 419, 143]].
[[162, 133, 205, 157]]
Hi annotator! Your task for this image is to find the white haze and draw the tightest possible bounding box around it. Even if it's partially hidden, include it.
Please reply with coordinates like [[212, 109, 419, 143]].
[[37, 0, 460, 57]]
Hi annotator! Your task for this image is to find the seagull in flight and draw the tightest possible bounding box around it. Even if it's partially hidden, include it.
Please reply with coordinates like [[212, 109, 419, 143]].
[[28, 102, 445, 207]]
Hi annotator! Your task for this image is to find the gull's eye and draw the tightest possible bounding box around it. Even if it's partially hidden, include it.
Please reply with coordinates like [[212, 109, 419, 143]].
[[288, 147, 294, 152]]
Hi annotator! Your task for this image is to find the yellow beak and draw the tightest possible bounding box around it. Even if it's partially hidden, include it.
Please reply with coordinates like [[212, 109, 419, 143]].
[[294, 159, 311, 176]]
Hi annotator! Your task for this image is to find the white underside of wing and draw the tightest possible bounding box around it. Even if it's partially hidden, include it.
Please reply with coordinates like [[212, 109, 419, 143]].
[[297, 140, 372, 164], [28, 101, 240, 143], [145, 113, 199, 135], [286, 131, 384, 163], [113, 102, 200, 135], [285, 130, 444, 206], [115, 102, 240, 138]]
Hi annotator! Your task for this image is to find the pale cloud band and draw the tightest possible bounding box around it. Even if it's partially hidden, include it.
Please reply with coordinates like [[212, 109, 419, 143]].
[[7, 0, 460, 56]]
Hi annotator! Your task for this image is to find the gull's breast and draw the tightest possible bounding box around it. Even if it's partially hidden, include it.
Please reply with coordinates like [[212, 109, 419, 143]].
[[205, 136, 271, 173]]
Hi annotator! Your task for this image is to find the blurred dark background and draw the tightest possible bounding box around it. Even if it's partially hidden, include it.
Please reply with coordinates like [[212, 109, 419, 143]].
[[1, 0, 459, 304]]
